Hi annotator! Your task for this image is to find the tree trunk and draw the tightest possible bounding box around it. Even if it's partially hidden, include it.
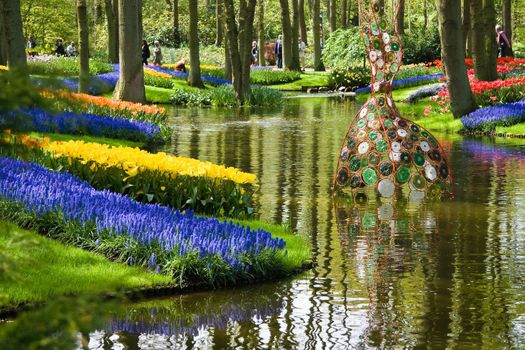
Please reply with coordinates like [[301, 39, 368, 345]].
[[312, 0, 324, 71], [77, 0, 90, 93], [113, 0, 145, 102], [470, 0, 496, 81], [188, 0, 203, 87], [396, 0, 405, 34], [341, 0, 347, 28], [279, 0, 293, 70], [105, 0, 118, 63], [502, 0, 512, 43], [290, 0, 301, 70], [215, 0, 223, 46], [423, 0, 428, 30], [437, 0, 475, 117], [482, 0, 497, 80], [299, 0, 308, 45], [257, 0, 265, 65], [462, 0, 470, 56], [0, 4, 8, 66], [223, 0, 256, 102], [224, 21, 232, 79], [173, 0, 180, 47], [1, 0, 27, 70], [329, 0, 336, 32]]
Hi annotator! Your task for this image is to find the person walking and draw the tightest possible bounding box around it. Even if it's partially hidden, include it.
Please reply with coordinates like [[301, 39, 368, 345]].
[[274, 34, 283, 69], [54, 39, 65, 56], [298, 37, 306, 71], [496, 25, 512, 58], [251, 41, 258, 66], [153, 41, 162, 65], [141, 40, 151, 65]]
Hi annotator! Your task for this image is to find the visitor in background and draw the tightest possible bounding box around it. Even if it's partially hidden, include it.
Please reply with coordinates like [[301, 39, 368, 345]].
[[141, 40, 151, 65], [66, 42, 77, 57], [496, 25, 512, 57], [274, 34, 283, 69], [251, 41, 258, 66], [54, 39, 65, 56], [174, 59, 186, 73], [27, 36, 37, 56], [153, 41, 162, 66], [298, 37, 306, 71]]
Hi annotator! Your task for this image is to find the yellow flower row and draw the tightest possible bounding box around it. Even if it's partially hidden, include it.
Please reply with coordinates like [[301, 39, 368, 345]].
[[0, 65, 8, 71], [144, 68, 173, 80], [44, 140, 257, 185]]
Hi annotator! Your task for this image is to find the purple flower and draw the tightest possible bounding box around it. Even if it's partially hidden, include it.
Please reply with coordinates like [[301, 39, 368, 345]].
[[461, 99, 525, 130]]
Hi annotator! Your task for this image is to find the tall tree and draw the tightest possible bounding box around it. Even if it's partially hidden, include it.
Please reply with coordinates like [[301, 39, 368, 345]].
[[329, 0, 336, 32], [502, 0, 512, 43], [437, 0, 475, 117], [291, 0, 301, 70], [299, 0, 308, 45], [215, 0, 223, 46], [113, 0, 145, 102], [104, 0, 118, 63], [470, 0, 497, 81], [223, 0, 257, 102], [77, 0, 89, 93], [396, 0, 405, 34], [312, 0, 324, 71], [173, 0, 180, 47], [279, 0, 293, 69], [257, 0, 266, 65], [0, 4, 7, 66], [188, 0, 203, 87], [1, 0, 27, 70], [341, 0, 348, 28]]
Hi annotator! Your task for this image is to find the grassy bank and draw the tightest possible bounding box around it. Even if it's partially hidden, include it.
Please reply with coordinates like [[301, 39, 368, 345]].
[[0, 220, 171, 308], [270, 72, 330, 91], [0, 218, 309, 309]]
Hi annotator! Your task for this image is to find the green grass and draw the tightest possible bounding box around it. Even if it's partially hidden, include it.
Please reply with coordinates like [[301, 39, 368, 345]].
[[496, 123, 525, 135], [30, 132, 142, 148], [146, 82, 214, 104], [237, 219, 310, 272], [270, 72, 330, 91], [0, 220, 171, 308]]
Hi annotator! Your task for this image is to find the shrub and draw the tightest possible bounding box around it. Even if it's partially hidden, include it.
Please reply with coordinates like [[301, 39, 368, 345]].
[[209, 85, 239, 107], [28, 57, 113, 77], [328, 67, 369, 90], [400, 28, 441, 65], [251, 85, 284, 106], [250, 70, 301, 85], [171, 89, 212, 106], [322, 27, 365, 69]]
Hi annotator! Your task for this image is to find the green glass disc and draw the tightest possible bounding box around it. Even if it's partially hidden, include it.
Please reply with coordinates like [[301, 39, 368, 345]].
[[414, 153, 425, 166], [376, 140, 388, 152], [350, 157, 361, 171], [396, 166, 410, 183], [363, 167, 378, 185]]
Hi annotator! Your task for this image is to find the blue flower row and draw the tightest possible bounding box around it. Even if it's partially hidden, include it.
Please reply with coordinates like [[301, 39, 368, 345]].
[[355, 73, 445, 94], [461, 99, 525, 131], [0, 157, 285, 270], [405, 83, 446, 104], [0, 108, 160, 142], [147, 65, 232, 86]]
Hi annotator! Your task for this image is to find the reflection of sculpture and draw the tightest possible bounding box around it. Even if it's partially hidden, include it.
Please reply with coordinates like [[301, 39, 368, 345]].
[[334, 0, 451, 200]]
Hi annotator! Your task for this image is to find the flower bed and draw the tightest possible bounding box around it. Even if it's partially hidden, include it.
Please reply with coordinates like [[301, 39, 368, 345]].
[[0, 156, 286, 286], [355, 73, 444, 94], [1, 137, 255, 217], [405, 83, 446, 104], [0, 108, 160, 142], [461, 99, 525, 131]]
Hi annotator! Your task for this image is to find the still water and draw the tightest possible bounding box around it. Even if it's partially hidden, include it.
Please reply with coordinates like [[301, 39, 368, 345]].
[[8, 98, 525, 349]]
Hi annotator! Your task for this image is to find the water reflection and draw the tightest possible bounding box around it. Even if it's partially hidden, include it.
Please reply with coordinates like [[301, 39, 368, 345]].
[[2, 101, 525, 349]]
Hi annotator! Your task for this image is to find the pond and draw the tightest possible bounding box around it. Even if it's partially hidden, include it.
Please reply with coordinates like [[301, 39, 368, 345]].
[[4, 97, 525, 349]]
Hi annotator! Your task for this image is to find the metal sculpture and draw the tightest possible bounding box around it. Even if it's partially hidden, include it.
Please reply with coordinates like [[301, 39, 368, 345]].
[[334, 0, 451, 200]]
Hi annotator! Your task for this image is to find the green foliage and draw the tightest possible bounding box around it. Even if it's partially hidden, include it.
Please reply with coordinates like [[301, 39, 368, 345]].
[[400, 28, 441, 65], [322, 27, 366, 69], [328, 67, 369, 89], [28, 58, 113, 77], [143, 74, 175, 89], [250, 69, 301, 85], [171, 85, 283, 107]]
